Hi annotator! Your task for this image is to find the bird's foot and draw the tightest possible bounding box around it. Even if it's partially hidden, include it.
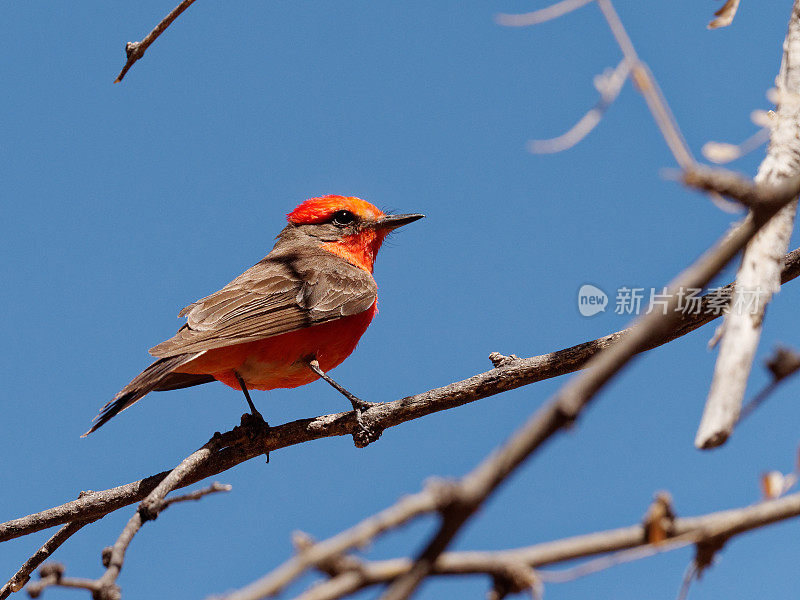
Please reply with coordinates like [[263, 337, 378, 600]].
[[350, 401, 382, 449], [240, 411, 271, 462]]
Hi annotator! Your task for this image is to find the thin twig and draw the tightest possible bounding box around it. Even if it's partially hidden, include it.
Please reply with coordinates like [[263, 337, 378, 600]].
[[682, 167, 800, 211], [0, 518, 99, 600], [495, 0, 595, 27], [25, 564, 100, 599], [739, 346, 800, 421], [3, 244, 800, 548], [703, 128, 771, 165], [498, 0, 697, 178], [676, 562, 697, 600], [163, 482, 232, 508], [114, 0, 199, 83], [21, 482, 230, 600], [91, 445, 226, 599], [595, 0, 695, 170], [528, 58, 631, 153]]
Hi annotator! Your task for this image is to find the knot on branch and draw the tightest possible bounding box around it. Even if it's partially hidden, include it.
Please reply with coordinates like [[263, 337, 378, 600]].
[[642, 491, 676, 544], [92, 583, 121, 600], [424, 477, 474, 516], [317, 553, 365, 579], [766, 346, 800, 381], [27, 563, 64, 598], [291, 530, 315, 552], [554, 392, 582, 426], [124, 41, 145, 61], [489, 352, 521, 368], [489, 563, 540, 600], [693, 536, 727, 579]]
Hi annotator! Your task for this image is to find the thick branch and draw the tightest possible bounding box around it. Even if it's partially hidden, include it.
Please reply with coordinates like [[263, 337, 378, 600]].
[[683, 167, 800, 211], [697, 0, 800, 449], [2, 247, 800, 547]]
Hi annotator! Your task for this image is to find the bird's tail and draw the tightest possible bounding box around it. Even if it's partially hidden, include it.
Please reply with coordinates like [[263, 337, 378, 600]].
[[82, 353, 213, 436]]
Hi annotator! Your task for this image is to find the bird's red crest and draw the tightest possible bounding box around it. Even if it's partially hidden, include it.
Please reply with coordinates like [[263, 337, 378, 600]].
[[287, 195, 384, 225]]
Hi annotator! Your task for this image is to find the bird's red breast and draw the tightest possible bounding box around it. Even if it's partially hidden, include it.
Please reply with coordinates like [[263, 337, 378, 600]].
[[175, 301, 378, 390]]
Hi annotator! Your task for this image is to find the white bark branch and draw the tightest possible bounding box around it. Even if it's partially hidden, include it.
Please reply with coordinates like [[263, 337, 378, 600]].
[[696, 0, 800, 449]]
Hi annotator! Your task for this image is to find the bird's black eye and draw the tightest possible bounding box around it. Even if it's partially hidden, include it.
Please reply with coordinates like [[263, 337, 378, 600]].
[[332, 210, 356, 227]]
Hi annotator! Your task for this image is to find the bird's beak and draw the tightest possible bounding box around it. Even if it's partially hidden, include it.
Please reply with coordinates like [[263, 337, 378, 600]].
[[374, 213, 425, 231]]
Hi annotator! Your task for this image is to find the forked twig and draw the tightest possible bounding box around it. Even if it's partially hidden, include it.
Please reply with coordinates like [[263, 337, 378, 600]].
[[114, 0, 199, 83]]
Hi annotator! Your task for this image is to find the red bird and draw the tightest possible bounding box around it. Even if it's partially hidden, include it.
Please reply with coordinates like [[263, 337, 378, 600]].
[[84, 196, 423, 436]]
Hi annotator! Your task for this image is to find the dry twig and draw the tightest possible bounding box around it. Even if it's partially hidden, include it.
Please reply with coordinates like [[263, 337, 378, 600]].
[[495, 0, 595, 27], [246, 481, 800, 599], [21, 483, 229, 599], [498, 0, 695, 170], [0, 519, 98, 600], [739, 346, 800, 421], [114, 0, 199, 83]]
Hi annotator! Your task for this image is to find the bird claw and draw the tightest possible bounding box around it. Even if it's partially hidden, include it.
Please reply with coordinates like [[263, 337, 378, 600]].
[[351, 406, 382, 448], [240, 412, 271, 462]]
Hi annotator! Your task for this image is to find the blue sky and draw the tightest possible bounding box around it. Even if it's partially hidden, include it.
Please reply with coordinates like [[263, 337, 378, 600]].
[[3, 2, 800, 599]]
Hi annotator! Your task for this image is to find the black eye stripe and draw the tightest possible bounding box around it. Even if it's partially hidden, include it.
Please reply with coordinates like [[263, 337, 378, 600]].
[[332, 210, 356, 226]]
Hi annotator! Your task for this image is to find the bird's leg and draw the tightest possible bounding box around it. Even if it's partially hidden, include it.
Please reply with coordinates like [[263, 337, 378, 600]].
[[308, 359, 375, 412], [234, 371, 270, 461], [308, 359, 380, 447], [234, 371, 264, 420]]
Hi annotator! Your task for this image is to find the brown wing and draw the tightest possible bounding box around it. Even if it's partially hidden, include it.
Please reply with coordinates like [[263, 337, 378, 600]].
[[149, 245, 377, 358]]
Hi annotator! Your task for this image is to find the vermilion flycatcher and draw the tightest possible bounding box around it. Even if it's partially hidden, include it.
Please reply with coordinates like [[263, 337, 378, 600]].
[[84, 196, 423, 436]]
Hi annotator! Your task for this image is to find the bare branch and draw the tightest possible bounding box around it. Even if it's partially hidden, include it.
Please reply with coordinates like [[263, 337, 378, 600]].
[[495, 0, 595, 27], [527, 59, 631, 153], [21, 480, 230, 600], [682, 167, 800, 210], [219, 183, 800, 600], [163, 482, 232, 508], [0, 518, 98, 600], [89, 443, 227, 599], [114, 0, 199, 83], [3, 246, 800, 548], [739, 346, 800, 421], [697, 0, 800, 449], [499, 0, 696, 174], [292, 490, 800, 600], [25, 564, 99, 599], [595, 0, 695, 170], [703, 128, 771, 165]]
